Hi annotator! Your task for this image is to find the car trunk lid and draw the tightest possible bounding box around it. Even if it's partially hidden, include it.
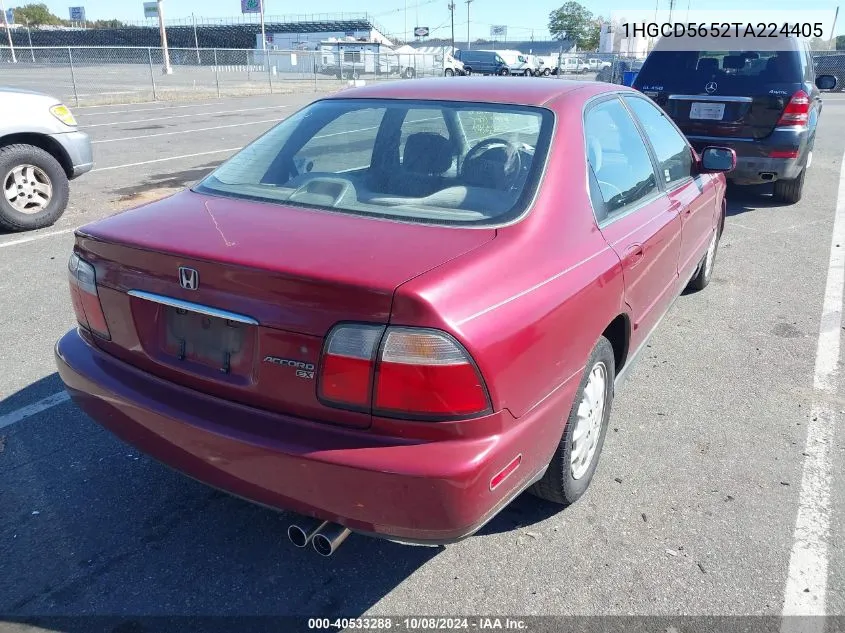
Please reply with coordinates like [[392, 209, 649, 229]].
[[74, 190, 495, 428]]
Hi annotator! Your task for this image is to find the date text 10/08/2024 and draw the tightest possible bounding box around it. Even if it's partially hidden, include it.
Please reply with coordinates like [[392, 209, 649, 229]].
[[308, 618, 529, 630], [622, 22, 824, 39]]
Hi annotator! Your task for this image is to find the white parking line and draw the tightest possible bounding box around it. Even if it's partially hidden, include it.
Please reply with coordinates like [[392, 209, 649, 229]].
[[75, 102, 218, 115], [0, 227, 77, 248], [92, 118, 283, 144], [0, 392, 70, 430], [780, 149, 845, 627], [90, 147, 243, 172], [82, 105, 288, 128]]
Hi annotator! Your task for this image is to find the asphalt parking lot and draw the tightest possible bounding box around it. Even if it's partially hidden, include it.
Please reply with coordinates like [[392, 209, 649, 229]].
[[1, 89, 845, 626]]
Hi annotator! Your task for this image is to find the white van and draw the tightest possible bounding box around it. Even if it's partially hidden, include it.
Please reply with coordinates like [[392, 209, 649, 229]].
[[491, 50, 534, 76]]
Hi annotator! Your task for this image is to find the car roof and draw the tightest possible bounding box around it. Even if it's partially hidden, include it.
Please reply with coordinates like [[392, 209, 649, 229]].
[[322, 77, 610, 107]]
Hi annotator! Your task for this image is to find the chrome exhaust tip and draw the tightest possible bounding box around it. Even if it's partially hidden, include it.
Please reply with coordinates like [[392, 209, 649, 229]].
[[287, 519, 329, 548], [312, 522, 352, 557]]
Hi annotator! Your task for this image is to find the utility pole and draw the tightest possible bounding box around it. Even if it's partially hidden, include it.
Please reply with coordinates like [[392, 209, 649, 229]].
[[156, 0, 172, 74], [0, 0, 16, 63], [448, 2, 456, 51], [829, 6, 839, 50], [466, 0, 473, 50], [259, 0, 268, 71], [192, 12, 200, 64], [668, 0, 676, 24], [404, 0, 407, 43]]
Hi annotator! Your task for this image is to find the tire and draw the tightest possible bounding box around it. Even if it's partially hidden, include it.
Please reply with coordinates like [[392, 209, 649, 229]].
[[463, 66, 472, 76], [543, 68, 551, 76], [403, 67, 416, 79], [499, 67, 510, 76], [444, 68, 454, 77], [529, 337, 615, 506], [524, 69, 533, 77], [687, 217, 722, 292], [772, 167, 806, 204], [0, 144, 69, 232]]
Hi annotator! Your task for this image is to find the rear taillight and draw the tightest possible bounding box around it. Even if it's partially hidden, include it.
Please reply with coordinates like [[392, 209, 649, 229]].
[[769, 149, 799, 159], [318, 324, 383, 409], [317, 324, 491, 420], [776, 90, 810, 127], [68, 252, 110, 339]]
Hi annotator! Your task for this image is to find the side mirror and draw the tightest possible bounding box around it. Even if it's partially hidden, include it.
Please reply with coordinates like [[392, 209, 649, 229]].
[[816, 74, 838, 91], [700, 146, 736, 173]]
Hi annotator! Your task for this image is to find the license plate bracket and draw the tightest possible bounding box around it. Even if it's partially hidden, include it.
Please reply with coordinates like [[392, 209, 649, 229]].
[[164, 306, 246, 374], [689, 102, 725, 121]]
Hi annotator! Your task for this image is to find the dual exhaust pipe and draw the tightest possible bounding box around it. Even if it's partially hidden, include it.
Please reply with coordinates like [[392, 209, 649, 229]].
[[287, 518, 351, 557]]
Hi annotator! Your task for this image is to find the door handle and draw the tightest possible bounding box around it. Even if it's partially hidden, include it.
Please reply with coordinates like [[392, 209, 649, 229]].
[[622, 244, 644, 266]]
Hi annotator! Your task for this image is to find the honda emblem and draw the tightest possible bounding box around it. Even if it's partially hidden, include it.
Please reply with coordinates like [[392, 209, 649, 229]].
[[179, 267, 199, 290]]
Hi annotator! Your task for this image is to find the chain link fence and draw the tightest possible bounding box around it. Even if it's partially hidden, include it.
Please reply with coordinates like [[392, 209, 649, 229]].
[[0, 46, 643, 107], [812, 50, 845, 92]]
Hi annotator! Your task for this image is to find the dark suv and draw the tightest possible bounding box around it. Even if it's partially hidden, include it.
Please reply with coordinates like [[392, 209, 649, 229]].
[[633, 35, 837, 203]]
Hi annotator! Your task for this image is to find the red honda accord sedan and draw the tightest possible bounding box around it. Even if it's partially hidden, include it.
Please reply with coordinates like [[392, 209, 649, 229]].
[[56, 78, 734, 554]]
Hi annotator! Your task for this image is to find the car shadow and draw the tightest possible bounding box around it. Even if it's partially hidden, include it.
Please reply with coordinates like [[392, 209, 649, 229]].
[[725, 183, 793, 216], [0, 374, 439, 628]]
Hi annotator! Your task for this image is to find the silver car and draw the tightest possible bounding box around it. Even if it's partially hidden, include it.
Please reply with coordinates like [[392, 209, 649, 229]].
[[0, 88, 92, 232]]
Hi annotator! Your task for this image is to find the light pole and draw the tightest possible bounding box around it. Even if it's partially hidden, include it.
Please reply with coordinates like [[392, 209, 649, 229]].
[[0, 0, 16, 63], [156, 0, 173, 74], [448, 2, 455, 52], [466, 0, 473, 50], [25, 18, 33, 62], [259, 0, 267, 72]]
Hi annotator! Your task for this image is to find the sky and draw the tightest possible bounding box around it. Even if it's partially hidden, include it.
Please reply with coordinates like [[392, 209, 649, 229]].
[[23, 0, 845, 39]]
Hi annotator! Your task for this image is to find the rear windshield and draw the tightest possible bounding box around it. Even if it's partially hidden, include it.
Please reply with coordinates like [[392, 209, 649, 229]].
[[195, 98, 553, 226], [636, 50, 803, 92]]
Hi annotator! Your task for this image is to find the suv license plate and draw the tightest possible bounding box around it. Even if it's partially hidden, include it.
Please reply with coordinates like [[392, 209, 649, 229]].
[[690, 102, 725, 120]]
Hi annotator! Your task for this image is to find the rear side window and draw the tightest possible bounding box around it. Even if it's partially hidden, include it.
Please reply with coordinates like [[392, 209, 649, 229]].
[[624, 96, 693, 187], [636, 50, 803, 92], [585, 98, 658, 219]]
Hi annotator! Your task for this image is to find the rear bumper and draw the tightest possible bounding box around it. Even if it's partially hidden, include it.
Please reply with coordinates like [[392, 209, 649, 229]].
[[55, 328, 573, 544], [688, 126, 811, 185], [49, 130, 93, 178]]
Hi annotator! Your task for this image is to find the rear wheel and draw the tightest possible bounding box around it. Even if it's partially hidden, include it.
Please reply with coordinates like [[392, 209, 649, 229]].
[[0, 144, 69, 232], [499, 67, 510, 76], [444, 68, 454, 77], [687, 223, 721, 292], [403, 67, 416, 79], [773, 167, 806, 204], [543, 68, 551, 76], [464, 66, 473, 76], [524, 69, 533, 77], [529, 337, 615, 506]]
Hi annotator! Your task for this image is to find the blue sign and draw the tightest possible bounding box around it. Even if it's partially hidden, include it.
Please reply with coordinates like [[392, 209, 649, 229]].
[[5, 8, 14, 24], [241, 0, 261, 14], [69, 6, 86, 21]]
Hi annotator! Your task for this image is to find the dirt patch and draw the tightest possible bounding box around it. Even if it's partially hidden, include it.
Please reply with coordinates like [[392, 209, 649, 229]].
[[112, 187, 182, 211]]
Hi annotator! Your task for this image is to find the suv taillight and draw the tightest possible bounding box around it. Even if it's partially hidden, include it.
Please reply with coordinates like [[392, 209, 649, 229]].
[[68, 252, 110, 339], [776, 90, 810, 126], [318, 324, 491, 420]]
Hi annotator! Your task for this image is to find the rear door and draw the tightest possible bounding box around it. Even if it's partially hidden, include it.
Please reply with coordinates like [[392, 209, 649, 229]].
[[623, 95, 719, 282], [634, 48, 805, 139], [585, 96, 682, 351]]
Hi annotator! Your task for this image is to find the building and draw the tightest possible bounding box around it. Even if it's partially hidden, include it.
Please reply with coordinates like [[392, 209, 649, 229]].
[[599, 23, 649, 57]]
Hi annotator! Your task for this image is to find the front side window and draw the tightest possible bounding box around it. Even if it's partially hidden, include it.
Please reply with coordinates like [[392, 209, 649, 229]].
[[196, 99, 553, 226], [624, 96, 692, 187], [585, 98, 658, 219]]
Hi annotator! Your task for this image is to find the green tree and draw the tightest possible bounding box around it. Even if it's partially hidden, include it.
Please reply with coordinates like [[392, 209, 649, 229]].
[[91, 19, 126, 29], [837, 34, 845, 51], [12, 3, 63, 26], [549, 1, 595, 49]]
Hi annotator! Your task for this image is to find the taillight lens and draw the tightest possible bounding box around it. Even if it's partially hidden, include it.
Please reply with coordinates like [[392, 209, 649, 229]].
[[318, 324, 383, 409], [375, 329, 490, 417], [317, 324, 491, 420], [776, 90, 810, 126], [68, 252, 110, 339]]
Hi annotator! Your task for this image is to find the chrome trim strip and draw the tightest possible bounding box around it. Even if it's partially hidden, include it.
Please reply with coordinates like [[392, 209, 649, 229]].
[[668, 95, 753, 103], [127, 290, 259, 325]]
